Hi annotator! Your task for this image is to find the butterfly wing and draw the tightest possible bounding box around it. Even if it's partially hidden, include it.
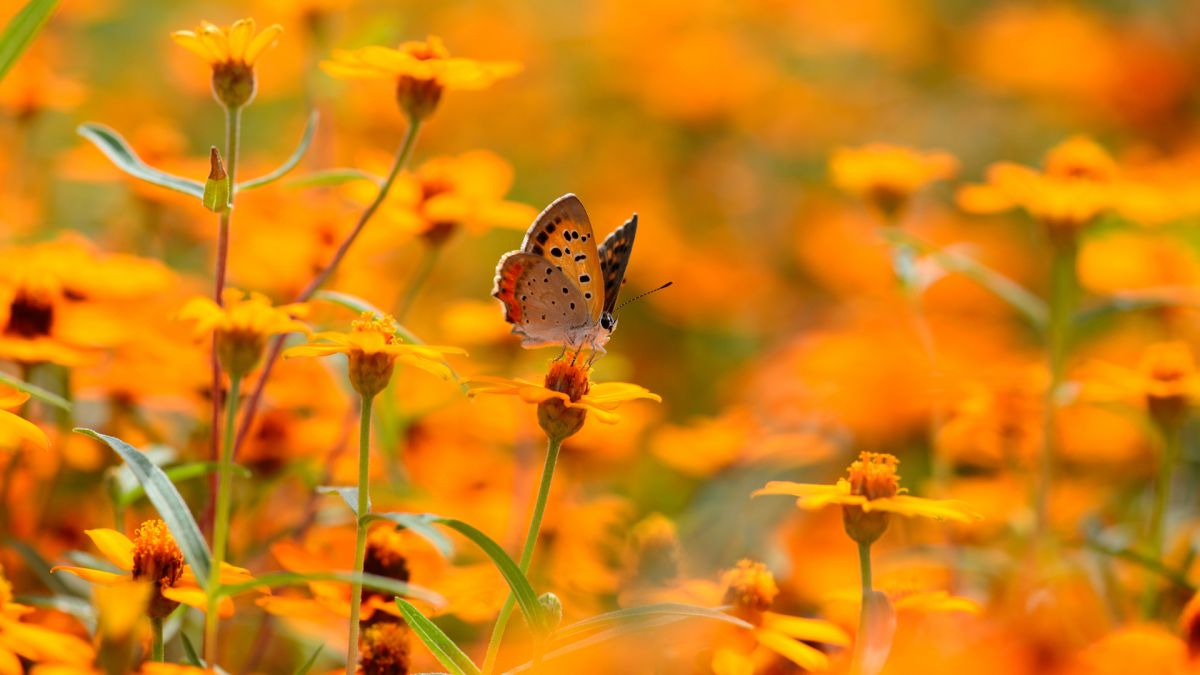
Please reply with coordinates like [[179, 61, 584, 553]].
[[492, 252, 590, 347], [521, 194, 604, 324], [597, 214, 637, 315]]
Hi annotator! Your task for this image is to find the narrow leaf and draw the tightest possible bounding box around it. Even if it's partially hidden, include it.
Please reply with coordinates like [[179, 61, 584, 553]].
[[396, 598, 481, 675], [363, 512, 454, 559], [75, 429, 212, 586], [553, 603, 751, 642], [0, 0, 58, 83], [77, 124, 205, 197], [318, 485, 369, 516], [215, 570, 445, 608], [180, 632, 203, 666], [0, 370, 70, 411], [118, 461, 250, 508], [286, 168, 384, 189], [294, 644, 323, 675], [1076, 287, 1200, 327], [238, 110, 320, 191], [434, 518, 546, 634]]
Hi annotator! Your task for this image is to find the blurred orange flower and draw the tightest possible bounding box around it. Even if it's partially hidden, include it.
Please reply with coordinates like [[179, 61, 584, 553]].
[[0, 563, 94, 672], [830, 143, 958, 216], [179, 288, 309, 377], [171, 18, 283, 68]]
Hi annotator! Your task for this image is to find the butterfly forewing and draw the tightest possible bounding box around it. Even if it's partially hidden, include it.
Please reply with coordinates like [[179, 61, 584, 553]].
[[493, 252, 590, 346], [520, 194, 604, 323], [597, 214, 637, 314]]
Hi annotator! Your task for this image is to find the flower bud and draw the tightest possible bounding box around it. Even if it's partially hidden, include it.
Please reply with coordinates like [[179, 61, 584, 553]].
[[397, 75, 443, 121], [203, 147, 230, 213], [217, 329, 267, 379], [539, 591, 563, 629], [212, 62, 256, 109]]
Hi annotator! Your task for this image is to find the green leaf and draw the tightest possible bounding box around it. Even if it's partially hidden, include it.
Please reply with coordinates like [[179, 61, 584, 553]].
[[362, 512, 454, 559], [117, 461, 250, 508], [395, 598, 481, 675], [75, 428, 212, 586], [552, 603, 751, 642], [214, 570, 446, 608], [286, 168, 383, 189], [180, 632, 203, 667], [317, 485, 369, 516], [77, 124, 205, 198], [434, 518, 546, 634], [0, 370, 70, 411], [0, 0, 58, 84], [294, 644, 323, 675], [237, 110, 320, 191], [1076, 287, 1200, 327], [879, 228, 1048, 330]]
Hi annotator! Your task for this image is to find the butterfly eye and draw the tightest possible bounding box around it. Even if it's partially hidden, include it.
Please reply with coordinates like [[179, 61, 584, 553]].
[[601, 313, 616, 331]]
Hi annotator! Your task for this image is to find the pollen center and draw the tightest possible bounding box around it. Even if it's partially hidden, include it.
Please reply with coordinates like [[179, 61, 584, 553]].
[[131, 519, 184, 589], [846, 452, 901, 500], [544, 358, 591, 402]]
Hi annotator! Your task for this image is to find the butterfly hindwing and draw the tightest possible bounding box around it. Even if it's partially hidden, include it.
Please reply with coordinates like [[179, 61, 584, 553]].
[[521, 194, 603, 323], [492, 252, 590, 346], [597, 214, 637, 314]]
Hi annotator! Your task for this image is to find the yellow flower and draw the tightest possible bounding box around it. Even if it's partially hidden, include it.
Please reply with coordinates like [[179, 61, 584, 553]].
[[283, 312, 465, 398], [754, 451, 981, 544], [178, 288, 309, 378], [171, 18, 283, 107], [52, 520, 254, 618], [0, 563, 95, 671], [1084, 341, 1200, 431], [830, 143, 958, 217], [0, 387, 49, 452], [957, 135, 1117, 237], [467, 356, 661, 436], [321, 35, 521, 120], [713, 560, 850, 673]]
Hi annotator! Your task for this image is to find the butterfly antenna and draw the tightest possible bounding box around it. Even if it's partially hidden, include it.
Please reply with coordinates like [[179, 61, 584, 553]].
[[614, 282, 674, 313]]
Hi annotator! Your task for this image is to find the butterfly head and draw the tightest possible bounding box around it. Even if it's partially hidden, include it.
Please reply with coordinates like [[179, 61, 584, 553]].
[[600, 312, 617, 332]]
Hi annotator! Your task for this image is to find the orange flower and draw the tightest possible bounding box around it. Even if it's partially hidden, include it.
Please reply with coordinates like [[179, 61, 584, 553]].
[[830, 143, 958, 216], [52, 520, 253, 618], [178, 288, 309, 377], [321, 36, 520, 119], [713, 560, 850, 673], [282, 312, 465, 397], [755, 451, 981, 544], [0, 563, 94, 671], [1084, 341, 1200, 431], [0, 387, 48, 452], [172, 18, 283, 107]]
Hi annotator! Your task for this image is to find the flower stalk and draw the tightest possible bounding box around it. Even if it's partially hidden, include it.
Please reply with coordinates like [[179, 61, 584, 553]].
[[1036, 237, 1078, 534], [150, 616, 163, 662], [204, 371, 242, 666], [850, 541, 874, 675], [347, 392, 376, 672]]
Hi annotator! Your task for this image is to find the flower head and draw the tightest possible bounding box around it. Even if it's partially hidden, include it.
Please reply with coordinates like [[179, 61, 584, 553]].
[[172, 18, 283, 108], [359, 614, 411, 675], [754, 451, 981, 544], [283, 312, 466, 398], [321, 36, 521, 120], [130, 520, 185, 618], [467, 356, 661, 439], [178, 288, 309, 378], [830, 143, 958, 217], [1084, 341, 1200, 432]]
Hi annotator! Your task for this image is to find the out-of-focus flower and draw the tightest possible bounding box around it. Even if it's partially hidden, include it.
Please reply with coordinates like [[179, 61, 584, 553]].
[[755, 452, 981, 544], [1071, 625, 1193, 675], [1084, 341, 1200, 431], [358, 614, 411, 674], [179, 289, 309, 378], [0, 388, 49, 452], [830, 143, 958, 217], [713, 560, 850, 673], [0, 563, 94, 671], [52, 520, 253, 617], [283, 312, 465, 397], [172, 18, 283, 107], [937, 365, 1045, 470], [321, 36, 520, 120]]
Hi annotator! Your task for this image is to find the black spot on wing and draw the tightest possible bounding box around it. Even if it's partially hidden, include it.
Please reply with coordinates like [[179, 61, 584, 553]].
[[598, 214, 638, 314]]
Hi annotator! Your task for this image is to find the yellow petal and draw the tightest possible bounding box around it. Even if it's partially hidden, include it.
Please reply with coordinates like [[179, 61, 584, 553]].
[[243, 23, 283, 66], [50, 566, 128, 585], [82, 529, 134, 570], [755, 628, 831, 671], [0, 411, 47, 451], [161, 586, 235, 618], [171, 31, 216, 63], [199, 25, 230, 63], [762, 611, 851, 646]]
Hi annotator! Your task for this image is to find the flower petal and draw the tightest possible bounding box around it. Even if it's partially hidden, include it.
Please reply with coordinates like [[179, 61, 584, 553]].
[[49, 566, 128, 585], [82, 529, 134, 570]]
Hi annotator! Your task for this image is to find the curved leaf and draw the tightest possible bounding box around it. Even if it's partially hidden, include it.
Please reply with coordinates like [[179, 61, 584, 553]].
[[238, 110, 320, 191], [396, 598, 481, 675], [215, 570, 445, 608], [0, 0, 58, 83], [117, 461, 251, 508], [434, 518, 546, 634], [76, 429, 212, 586], [318, 485, 368, 516], [363, 512, 454, 559], [287, 168, 383, 189], [77, 124, 205, 197], [0, 370, 70, 411]]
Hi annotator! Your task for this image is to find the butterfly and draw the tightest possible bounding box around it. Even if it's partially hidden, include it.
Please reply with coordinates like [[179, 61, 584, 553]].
[[492, 193, 637, 356]]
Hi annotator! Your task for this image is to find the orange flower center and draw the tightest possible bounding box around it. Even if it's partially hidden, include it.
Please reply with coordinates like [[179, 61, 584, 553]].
[[846, 452, 901, 500], [359, 615, 411, 675], [131, 519, 184, 590], [352, 313, 398, 345], [362, 527, 411, 605], [721, 560, 778, 621], [545, 358, 591, 402], [6, 288, 55, 338]]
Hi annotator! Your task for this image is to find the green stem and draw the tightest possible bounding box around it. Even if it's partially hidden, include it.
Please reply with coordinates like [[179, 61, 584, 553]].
[[347, 394, 375, 673], [849, 541, 874, 675], [1143, 425, 1182, 617], [204, 372, 242, 667], [1036, 237, 1078, 534], [395, 244, 440, 322], [151, 617, 164, 662], [481, 435, 564, 675]]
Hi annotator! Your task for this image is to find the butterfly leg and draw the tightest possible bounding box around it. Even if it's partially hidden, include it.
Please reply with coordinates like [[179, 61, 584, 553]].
[[585, 341, 607, 366], [555, 343, 568, 362]]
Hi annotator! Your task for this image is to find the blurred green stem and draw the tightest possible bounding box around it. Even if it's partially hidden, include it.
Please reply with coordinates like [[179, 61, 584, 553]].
[[395, 244, 440, 322], [1036, 236, 1078, 534], [1143, 425, 1182, 617], [482, 434, 564, 675], [346, 393, 375, 672], [151, 617, 163, 662], [204, 371, 242, 667], [850, 541, 874, 675]]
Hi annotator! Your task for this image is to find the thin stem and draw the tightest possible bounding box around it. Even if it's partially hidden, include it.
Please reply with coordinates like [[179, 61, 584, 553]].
[[1143, 425, 1182, 617], [482, 434, 564, 675], [206, 104, 242, 536], [232, 118, 423, 463], [346, 394, 375, 673], [395, 244, 440, 322], [849, 541, 874, 675], [151, 617, 164, 662], [204, 372, 242, 668], [1036, 237, 1078, 534]]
